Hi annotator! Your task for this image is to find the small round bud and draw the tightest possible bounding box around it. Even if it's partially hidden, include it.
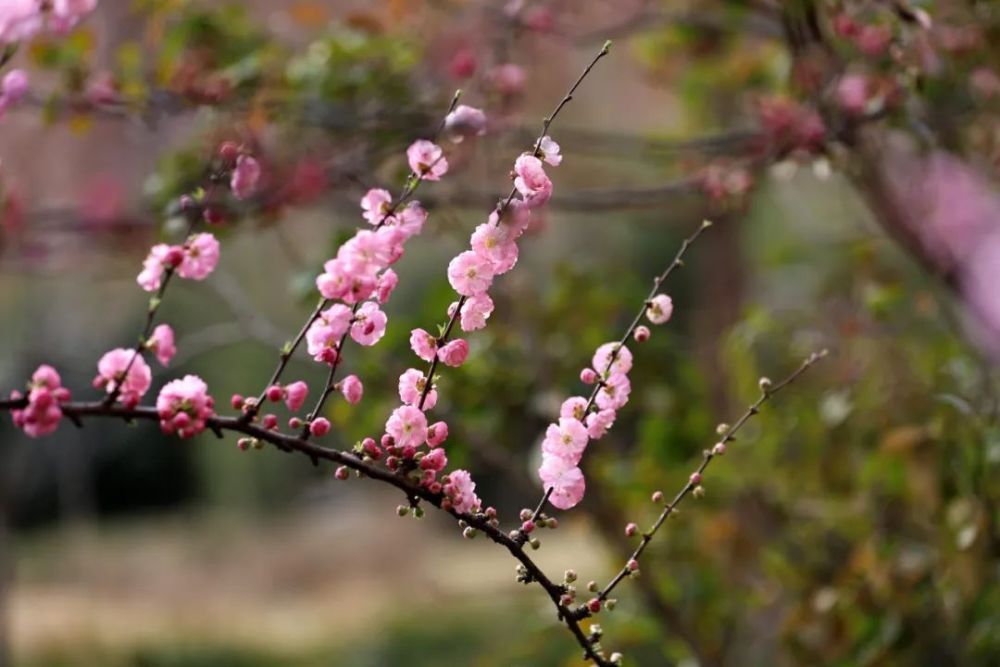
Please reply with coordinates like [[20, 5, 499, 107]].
[[610, 652, 623, 665], [202, 206, 224, 226], [627, 559, 639, 571], [546, 517, 559, 529], [758, 377, 773, 393], [179, 195, 195, 211], [589, 623, 603, 638], [309, 418, 331, 437], [219, 141, 240, 164], [564, 569, 578, 583], [604, 599, 617, 612], [236, 437, 252, 451], [413, 506, 425, 519], [463, 526, 478, 539], [485, 506, 497, 519], [381, 434, 395, 449], [509, 530, 521, 540], [692, 485, 706, 499], [587, 580, 598, 593], [560, 594, 574, 606], [651, 490, 664, 503], [580, 368, 598, 385], [288, 417, 302, 429], [716, 423, 729, 435], [164, 246, 185, 268], [396, 505, 410, 517], [587, 598, 602, 614], [633, 325, 651, 343], [261, 414, 278, 430], [712, 442, 726, 456], [334, 466, 349, 480], [250, 438, 263, 450], [521, 520, 535, 534], [519, 508, 533, 522], [265, 385, 284, 402], [230, 393, 244, 410], [689, 472, 702, 485], [625, 522, 638, 537], [529, 537, 541, 550]]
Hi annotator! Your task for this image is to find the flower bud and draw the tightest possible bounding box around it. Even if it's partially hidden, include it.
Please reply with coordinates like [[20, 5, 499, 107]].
[[712, 442, 726, 456], [334, 466, 349, 480], [564, 569, 577, 583], [625, 522, 638, 537], [758, 376, 773, 393], [651, 490, 664, 503], [633, 325, 651, 343]]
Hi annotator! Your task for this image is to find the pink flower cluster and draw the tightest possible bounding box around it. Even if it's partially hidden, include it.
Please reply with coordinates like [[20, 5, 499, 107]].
[[92, 348, 151, 408], [537, 292, 675, 510], [156, 375, 215, 438], [137, 232, 221, 292], [0, 0, 97, 44], [10, 365, 71, 437]]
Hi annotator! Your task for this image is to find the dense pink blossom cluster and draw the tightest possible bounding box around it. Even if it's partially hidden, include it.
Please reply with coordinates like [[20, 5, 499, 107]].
[[9, 365, 71, 437], [0, 0, 97, 44], [537, 291, 675, 510], [137, 232, 221, 292], [156, 375, 215, 438]]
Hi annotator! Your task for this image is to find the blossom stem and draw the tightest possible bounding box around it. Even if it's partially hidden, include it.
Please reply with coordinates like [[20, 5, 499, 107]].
[[576, 349, 829, 617]]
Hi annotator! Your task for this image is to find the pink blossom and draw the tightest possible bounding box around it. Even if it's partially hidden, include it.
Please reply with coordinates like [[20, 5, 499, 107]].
[[538, 454, 586, 510], [560, 396, 588, 421], [137, 244, 179, 292], [340, 374, 364, 405], [409, 328, 438, 362], [284, 381, 309, 412], [490, 199, 532, 239], [393, 201, 428, 238], [459, 293, 494, 332], [11, 365, 71, 438], [586, 409, 616, 440], [156, 375, 215, 439], [445, 469, 481, 513], [399, 368, 438, 410], [361, 188, 393, 225], [592, 342, 633, 376], [538, 135, 562, 166], [437, 339, 469, 367], [447, 250, 495, 296], [177, 233, 220, 281], [448, 47, 477, 80], [310, 417, 331, 437], [835, 74, 869, 115], [646, 294, 673, 325], [856, 24, 892, 57], [2, 69, 28, 104], [426, 420, 449, 447], [316, 258, 376, 303], [147, 324, 176, 367], [444, 105, 487, 143], [596, 373, 631, 411], [490, 64, 526, 96], [386, 405, 428, 449], [513, 155, 553, 208], [420, 447, 448, 471], [407, 140, 448, 181], [230, 155, 261, 200], [306, 304, 353, 363], [541, 417, 589, 465], [350, 301, 387, 346], [470, 222, 519, 274], [375, 269, 398, 304], [94, 349, 152, 407], [0, 1, 43, 43]]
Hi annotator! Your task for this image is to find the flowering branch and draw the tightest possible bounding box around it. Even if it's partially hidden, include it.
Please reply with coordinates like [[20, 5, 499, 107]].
[[575, 349, 829, 621]]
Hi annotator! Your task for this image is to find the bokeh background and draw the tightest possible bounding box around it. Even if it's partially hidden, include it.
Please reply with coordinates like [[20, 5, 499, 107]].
[[1, 1, 998, 665]]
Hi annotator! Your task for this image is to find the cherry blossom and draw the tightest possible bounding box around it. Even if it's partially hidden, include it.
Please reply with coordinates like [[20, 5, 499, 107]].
[[592, 342, 633, 376], [426, 420, 449, 447], [156, 375, 215, 438], [147, 324, 176, 367], [586, 409, 616, 440], [596, 372, 631, 411], [386, 405, 428, 449], [407, 140, 448, 181], [306, 303, 353, 363], [350, 301, 387, 346], [361, 188, 393, 225], [375, 269, 398, 304], [340, 374, 363, 405], [409, 328, 438, 362], [176, 233, 220, 281], [541, 417, 589, 465], [560, 396, 588, 421], [513, 155, 553, 208], [420, 447, 448, 472], [284, 381, 309, 412], [230, 155, 261, 201], [447, 250, 495, 296], [437, 339, 469, 367], [459, 293, 494, 332], [445, 469, 481, 513], [10, 365, 71, 438], [538, 455, 586, 510], [399, 368, 438, 410], [94, 348, 152, 407], [646, 294, 673, 325], [444, 105, 487, 143], [538, 135, 562, 166]]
